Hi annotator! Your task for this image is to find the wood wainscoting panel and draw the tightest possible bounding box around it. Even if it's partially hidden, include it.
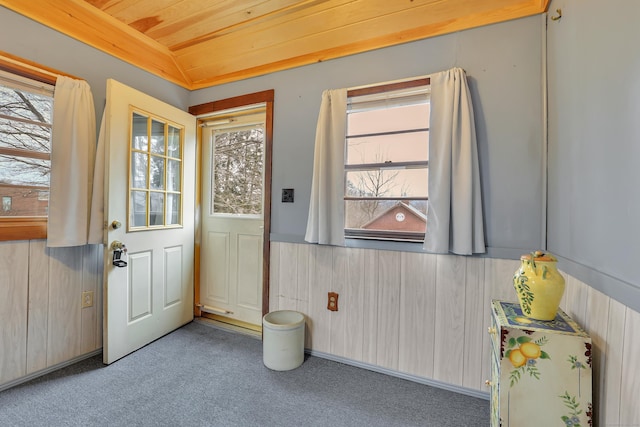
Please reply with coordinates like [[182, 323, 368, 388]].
[[277, 241, 299, 312], [375, 250, 401, 371], [342, 248, 366, 362], [563, 274, 590, 325], [47, 246, 84, 366], [328, 248, 347, 358], [601, 297, 625, 427], [583, 285, 610, 421], [398, 251, 437, 378], [295, 243, 311, 325], [361, 249, 380, 366], [1, 241, 103, 391], [268, 241, 280, 313], [433, 254, 467, 385], [0, 240, 29, 384], [27, 240, 50, 374], [80, 244, 102, 354], [620, 308, 640, 425], [462, 256, 486, 390], [307, 244, 332, 353]]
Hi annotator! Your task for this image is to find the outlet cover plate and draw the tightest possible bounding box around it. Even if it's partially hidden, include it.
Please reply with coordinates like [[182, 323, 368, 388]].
[[327, 292, 338, 311], [82, 291, 94, 308]]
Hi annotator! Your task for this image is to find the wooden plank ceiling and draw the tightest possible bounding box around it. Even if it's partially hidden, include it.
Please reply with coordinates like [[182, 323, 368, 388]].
[[0, 0, 550, 90]]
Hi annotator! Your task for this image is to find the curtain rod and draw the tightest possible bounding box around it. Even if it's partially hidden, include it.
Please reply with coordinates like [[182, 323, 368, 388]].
[[347, 74, 431, 92], [0, 50, 82, 84]]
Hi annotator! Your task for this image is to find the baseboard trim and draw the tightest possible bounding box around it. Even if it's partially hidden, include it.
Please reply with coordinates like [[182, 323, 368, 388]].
[[305, 348, 490, 401], [0, 349, 102, 393]]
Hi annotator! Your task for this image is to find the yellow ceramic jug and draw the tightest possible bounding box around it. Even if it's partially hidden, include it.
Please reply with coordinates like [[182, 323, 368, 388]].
[[513, 251, 565, 321]]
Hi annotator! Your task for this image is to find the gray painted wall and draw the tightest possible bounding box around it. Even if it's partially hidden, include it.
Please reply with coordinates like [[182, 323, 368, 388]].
[[189, 16, 546, 257], [546, 0, 640, 311], [0, 7, 190, 124], [1, 6, 546, 256]]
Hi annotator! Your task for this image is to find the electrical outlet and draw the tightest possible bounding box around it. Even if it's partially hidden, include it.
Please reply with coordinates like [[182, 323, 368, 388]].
[[327, 292, 338, 311], [82, 291, 94, 308]]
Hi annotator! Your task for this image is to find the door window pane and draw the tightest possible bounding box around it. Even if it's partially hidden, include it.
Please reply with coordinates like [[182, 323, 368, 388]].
[[128, 110, 183, 229], [131, 152, 148, 189], [167, 159, 180, 192], [150, 119, 165, 154], [149, 192, 164, 225], [166, 193, 180, 225], [131, 113, 148, 151], [150, 155, 165, 190], [211, 126, 264, 215], [168, 126, 181, 158], [130, 191, 147, 227]]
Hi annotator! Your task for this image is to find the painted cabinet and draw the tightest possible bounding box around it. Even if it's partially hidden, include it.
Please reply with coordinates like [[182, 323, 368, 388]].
[[489, 300, 592, 427]]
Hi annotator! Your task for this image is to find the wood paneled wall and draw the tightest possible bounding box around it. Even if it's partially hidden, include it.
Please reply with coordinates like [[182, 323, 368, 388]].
[[0, 240, 103, 387], [270, 242, 640, 426], [1, 238, 638, 426]]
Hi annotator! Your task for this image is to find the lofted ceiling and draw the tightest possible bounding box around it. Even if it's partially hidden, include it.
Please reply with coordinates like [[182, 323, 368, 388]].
[[1, 0, 550, 90]]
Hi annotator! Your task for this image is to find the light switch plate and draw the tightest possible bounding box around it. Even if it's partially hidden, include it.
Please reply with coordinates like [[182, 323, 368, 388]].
[[282, 188, 294, 203]]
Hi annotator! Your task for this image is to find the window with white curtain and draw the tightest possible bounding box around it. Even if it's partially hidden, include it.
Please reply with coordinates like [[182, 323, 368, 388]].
[[0, 68, 54, 224], [345, 78, 430, 242]]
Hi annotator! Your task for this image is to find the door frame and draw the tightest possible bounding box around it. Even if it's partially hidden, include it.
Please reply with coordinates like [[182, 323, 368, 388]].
[[189, 89, 274, 321]]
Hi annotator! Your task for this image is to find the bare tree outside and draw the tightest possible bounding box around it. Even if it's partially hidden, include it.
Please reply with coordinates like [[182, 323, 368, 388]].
[[212, 126, 264, 215], [0, 85, 52, 185], [0, 82, 53, 216]]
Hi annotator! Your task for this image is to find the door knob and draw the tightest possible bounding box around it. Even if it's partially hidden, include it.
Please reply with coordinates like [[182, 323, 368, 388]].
[[111, 220, 122, 229], [110, 240, 126, 251]]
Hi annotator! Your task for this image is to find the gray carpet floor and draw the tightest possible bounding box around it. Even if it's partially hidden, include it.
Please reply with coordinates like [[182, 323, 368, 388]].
[[0, 321, 489, 426]]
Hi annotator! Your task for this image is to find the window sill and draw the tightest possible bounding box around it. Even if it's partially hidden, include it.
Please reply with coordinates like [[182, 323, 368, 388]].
[[345, 237, 426, 254], [0, 218, 47, 242]]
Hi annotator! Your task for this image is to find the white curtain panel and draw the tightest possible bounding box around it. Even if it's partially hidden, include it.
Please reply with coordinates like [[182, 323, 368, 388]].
[[87, 111, 105, 244], [304, 88, 347, 246], [47, 76, 96, 247], [423, 67, 486, 255]]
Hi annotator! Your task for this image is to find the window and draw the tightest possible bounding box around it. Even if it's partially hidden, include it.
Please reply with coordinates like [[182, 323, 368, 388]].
[[344, 78, 430, 242], [0, 60, 55, 241], [129, 109, 184, 230]]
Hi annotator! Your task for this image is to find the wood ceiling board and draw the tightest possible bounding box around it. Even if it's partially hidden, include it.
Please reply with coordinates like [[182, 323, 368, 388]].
[[84, 0, 184, 22], [146, 0, 315, 49], [1, 0, 550, 90], [0, 0, 190, 87], [180, 0, 547, 87], [177, 0, 540, 69]]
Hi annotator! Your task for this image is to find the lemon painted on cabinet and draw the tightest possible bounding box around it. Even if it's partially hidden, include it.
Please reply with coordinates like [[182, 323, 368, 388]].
[[489, 300, 592, 427]]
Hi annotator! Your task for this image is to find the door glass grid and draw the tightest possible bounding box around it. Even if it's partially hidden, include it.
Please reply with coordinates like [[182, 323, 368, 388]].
[[129, 110, 183, 229]]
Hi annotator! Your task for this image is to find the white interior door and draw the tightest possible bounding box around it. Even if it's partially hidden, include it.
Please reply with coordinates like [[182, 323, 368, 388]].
[[200, 107, 265, 326], [103, 79, 196, 364]]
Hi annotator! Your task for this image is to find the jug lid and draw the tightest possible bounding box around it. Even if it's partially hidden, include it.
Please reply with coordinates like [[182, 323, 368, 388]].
[[520, 251, 557, 262]]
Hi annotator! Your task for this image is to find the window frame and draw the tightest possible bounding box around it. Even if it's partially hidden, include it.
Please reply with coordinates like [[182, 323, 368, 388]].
[[344, 78, 430, 243], [0, 54, 60, 242]]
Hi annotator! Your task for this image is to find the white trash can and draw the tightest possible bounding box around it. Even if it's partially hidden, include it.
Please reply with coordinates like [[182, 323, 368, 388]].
[[262, 310, 305, 371]]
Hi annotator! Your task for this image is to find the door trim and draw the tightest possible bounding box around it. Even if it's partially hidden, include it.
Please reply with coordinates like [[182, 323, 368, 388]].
[[189, 90, 274, 321]]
